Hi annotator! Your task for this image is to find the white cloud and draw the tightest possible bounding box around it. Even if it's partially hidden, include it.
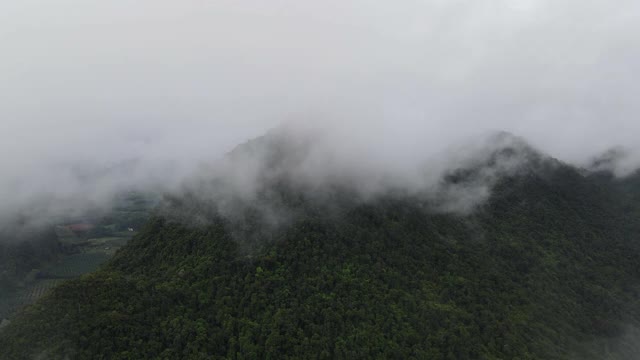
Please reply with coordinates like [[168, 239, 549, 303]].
[[0, 0, 639, 222]]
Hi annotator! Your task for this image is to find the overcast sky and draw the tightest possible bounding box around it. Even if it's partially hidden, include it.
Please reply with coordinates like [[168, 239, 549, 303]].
[[1, 0, 640, 221]]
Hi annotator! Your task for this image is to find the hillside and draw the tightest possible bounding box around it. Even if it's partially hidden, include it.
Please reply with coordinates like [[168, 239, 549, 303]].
[[1, 139, 640, 359]]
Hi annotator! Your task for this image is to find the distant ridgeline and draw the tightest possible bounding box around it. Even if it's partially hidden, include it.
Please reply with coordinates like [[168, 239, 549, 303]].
[[2, 138, 640, 359]]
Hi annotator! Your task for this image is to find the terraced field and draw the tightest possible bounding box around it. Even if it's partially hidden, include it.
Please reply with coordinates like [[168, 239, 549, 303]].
[[16, 280, 64, 303], [39, 253, 111, 279], [1, 253, 110, 320], [1, 241, 124, 321], [0, 280, 64, 320]]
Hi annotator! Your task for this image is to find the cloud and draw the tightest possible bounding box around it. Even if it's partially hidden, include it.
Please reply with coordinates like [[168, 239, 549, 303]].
[[1, 0, 640, 223]]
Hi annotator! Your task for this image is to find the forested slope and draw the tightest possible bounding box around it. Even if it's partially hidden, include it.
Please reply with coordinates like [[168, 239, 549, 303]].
[[1, 151, 640, 359]]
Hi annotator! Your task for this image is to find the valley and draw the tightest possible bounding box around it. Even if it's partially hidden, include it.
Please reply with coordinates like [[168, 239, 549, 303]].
[[0, 192, 154, 324]]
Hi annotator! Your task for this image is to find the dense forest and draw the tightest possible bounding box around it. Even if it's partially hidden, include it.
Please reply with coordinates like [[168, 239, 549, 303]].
[[1, 140, 640, 359]]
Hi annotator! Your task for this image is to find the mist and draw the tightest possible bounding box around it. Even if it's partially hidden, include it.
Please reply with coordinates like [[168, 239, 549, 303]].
[[2, 0, 640, 224]]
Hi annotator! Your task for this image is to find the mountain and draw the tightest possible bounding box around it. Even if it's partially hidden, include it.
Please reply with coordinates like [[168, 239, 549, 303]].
[[1, 134, 640, 359]]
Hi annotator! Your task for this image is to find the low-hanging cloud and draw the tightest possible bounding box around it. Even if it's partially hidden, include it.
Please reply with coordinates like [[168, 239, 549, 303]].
[[1, 0, 640, 225]]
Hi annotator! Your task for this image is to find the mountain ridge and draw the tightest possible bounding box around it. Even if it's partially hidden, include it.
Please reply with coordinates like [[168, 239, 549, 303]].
[[1, 133, 640, 359]]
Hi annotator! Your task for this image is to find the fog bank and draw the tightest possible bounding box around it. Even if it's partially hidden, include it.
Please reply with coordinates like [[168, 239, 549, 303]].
[[1, 0, 640, 223]]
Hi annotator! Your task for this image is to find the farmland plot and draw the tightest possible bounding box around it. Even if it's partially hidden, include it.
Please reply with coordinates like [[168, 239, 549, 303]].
[[2, 253, 110, 320], [1, 280, 64, 320], [40, 253, 110, 279], [17, 280, 64, 304]]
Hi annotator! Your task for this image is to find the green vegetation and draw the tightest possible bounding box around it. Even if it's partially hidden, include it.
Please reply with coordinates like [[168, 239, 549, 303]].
[[1, 162, 640, 359], [0, 191, 155, 323]]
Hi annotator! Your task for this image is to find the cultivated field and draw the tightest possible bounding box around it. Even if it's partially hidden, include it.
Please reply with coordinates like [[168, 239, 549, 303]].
[[0, 280, 64, 320], [39, 253, 110, 279], [2, 246, 117, 320]]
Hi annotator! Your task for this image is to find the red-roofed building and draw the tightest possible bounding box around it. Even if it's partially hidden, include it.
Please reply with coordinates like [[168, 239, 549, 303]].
[[66, 223, 94, 235]]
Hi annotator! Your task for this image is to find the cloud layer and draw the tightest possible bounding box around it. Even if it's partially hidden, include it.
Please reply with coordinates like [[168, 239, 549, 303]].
[[1, 0, 640, 222]]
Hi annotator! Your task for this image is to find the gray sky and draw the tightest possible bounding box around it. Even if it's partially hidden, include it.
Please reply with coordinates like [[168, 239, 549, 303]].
[[1, 0, 640, 221]]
